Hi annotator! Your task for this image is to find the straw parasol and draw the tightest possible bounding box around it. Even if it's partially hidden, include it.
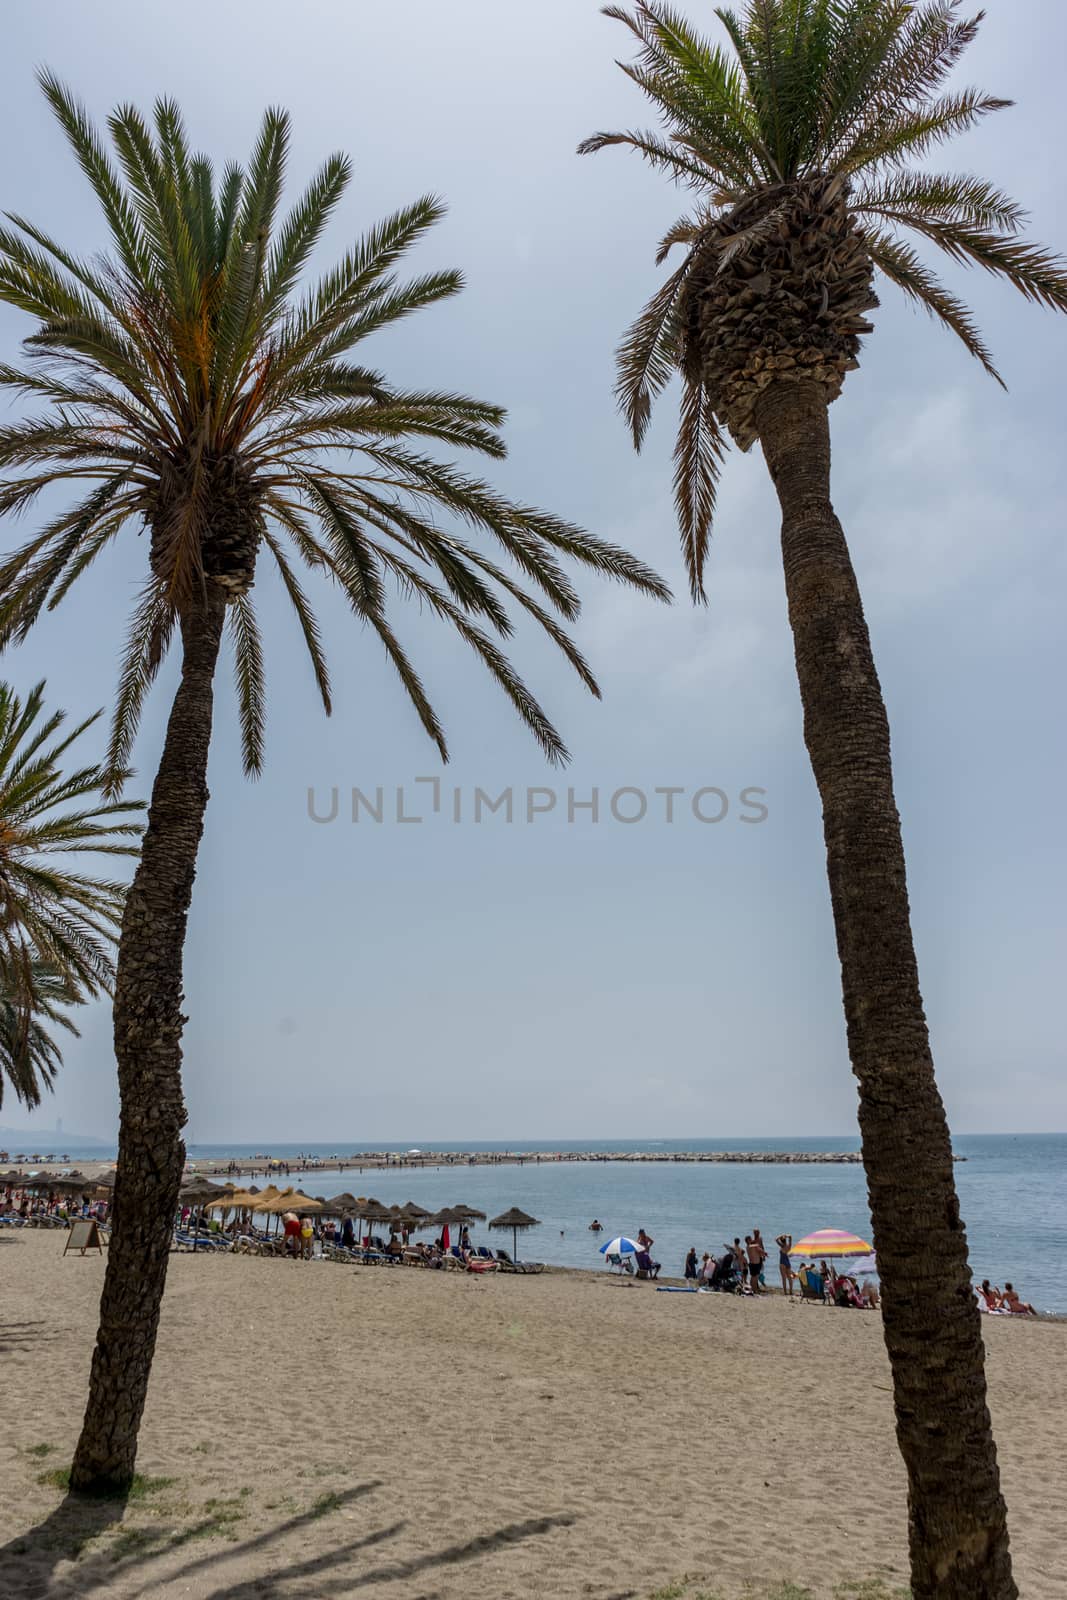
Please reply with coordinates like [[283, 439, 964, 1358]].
[[316, 1192, 362, 1216], [489, 1207, 541, 1261], [41, 1174, 91, 1194], [393, 1202, 434, 1233], [179, 1179, 232, 1204], [255, 1188, 322, 1214], [427, 1206, 469, 1249], [203, 1188, 259, 1211]]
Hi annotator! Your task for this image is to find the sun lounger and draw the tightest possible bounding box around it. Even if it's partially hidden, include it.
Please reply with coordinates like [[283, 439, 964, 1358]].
[[496, 1248, 545, 1274]]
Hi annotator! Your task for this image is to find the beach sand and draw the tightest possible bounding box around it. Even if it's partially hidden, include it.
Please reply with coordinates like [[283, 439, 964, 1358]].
[[0, 1232, 1063, 1599]]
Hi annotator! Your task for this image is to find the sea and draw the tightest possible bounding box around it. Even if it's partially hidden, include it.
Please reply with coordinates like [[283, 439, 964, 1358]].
[[24, 1132, 1066, 1312]]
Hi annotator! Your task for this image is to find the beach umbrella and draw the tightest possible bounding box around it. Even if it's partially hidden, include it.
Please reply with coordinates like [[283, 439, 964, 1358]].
[[42, 1174, 89, 1194], [489, 1207, 541, 1261], [178, 1179, 232, 1251], [789, 1228, 873, 1259], [179, 1179, 231, 1203], [598, 1235, 640, 1258], [847, 1253, 879, 1277], [203, 1188, 258, 1211], [428, 1206, 466, 1250], [257, 1188, 321, 1213], [395, 1203, 434, 1233]]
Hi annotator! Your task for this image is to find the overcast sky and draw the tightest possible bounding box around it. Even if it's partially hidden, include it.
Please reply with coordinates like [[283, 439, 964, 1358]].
[[2, 1, 1064, 1145]]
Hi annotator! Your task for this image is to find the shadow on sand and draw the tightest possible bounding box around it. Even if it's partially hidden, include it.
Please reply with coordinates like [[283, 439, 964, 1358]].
[[0, 1476, 584, 1600]]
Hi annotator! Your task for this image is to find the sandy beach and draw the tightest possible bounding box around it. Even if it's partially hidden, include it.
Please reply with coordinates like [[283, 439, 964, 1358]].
[[0, 1231, 1063, 1600]]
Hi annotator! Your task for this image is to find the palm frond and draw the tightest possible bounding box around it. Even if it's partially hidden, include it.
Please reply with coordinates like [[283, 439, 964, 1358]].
[[673, 373, 727, 601], [229, 594, 266, 776], [860, 225, 1002, 382]]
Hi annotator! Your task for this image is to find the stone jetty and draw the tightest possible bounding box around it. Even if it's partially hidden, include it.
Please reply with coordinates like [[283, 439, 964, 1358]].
[[185, 1148, 965, 1180]]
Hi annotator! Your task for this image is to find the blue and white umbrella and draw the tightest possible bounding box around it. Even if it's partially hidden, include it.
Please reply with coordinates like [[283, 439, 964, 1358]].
[[847, 1253, 879, 1277], [599, 1235, 639, 1256]]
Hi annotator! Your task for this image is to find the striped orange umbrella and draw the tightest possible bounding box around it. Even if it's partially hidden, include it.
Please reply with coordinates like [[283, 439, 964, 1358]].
[[789, 1228, 872, 1258]]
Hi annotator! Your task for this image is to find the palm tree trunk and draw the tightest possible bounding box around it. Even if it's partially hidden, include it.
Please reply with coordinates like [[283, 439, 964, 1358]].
[[753, 379, 1016, 1600], [70, 591, 226, 1494]]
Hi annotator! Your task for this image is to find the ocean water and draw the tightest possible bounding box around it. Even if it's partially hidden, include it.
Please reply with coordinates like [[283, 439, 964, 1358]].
[[173, 1133, 1066, 1313]]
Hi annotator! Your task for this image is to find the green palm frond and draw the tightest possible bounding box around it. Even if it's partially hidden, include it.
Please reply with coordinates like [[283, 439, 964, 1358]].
[[0, 79, 671, 775], [0, 681, 143, 1108], [582, 0, 1067, 578]]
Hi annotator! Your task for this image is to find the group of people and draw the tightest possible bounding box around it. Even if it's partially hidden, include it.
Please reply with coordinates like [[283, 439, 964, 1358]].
[[683, 1228, 779, 1294], [978, 1279, 1036, 1315], [679, 1228, 882, 1306]]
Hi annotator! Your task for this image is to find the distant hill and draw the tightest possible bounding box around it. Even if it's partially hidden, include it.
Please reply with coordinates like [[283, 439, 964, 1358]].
[[0, 1125, 113, 1151]]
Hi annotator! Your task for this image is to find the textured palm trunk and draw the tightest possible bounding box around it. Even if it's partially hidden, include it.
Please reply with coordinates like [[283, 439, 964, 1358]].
[[70, 590, 226, 1494], [754, 380, 1016, 1599]]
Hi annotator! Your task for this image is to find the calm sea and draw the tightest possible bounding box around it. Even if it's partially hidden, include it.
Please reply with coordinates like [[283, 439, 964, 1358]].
[[42, 1133, 1066, 1311]]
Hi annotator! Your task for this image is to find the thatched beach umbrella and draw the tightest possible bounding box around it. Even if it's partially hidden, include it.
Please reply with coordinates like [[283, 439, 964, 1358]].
[[489, 1207, 541, 1261], [43, 1174, 90, 1195], [316, 1192, 361, 1216], [204, 1188, 259, 1211], [428, 1206, 468, 1249], [178, 1179, 232, 1251], [255, 1188, 320, 1214]]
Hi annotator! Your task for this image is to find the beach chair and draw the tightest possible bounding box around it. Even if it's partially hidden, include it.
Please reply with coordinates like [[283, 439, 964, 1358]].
[[603, 1251, 634, 1277], [634, 1250, 661, 1281], [798, 1267, 826, 1302]]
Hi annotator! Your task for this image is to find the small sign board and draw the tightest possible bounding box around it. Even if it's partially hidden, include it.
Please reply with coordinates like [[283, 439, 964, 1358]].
[[64, 1219, 103, 1256]]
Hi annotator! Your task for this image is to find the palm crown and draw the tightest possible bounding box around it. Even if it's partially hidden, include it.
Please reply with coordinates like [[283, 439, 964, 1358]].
[[0, 75, 669, 781], [0, 679, 142, 1105], [580, 0, 1067, 596]]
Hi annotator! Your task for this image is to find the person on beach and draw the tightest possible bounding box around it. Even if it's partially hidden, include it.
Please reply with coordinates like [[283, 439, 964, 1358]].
[[1002, 1282, 1036, 1315], [729, 1238, 747, 1284], [684, 1247, 698, 1280], [746, 1232, 766, 1291], [300, 1216, 314, 1260], [637, 1227, 653, 1252], [978, 1280, 1004, 1312], [776, 1234, 794, 1296], [282, 1212, 301, 1257]]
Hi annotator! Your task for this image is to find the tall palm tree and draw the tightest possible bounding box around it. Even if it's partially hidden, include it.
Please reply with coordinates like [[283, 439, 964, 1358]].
[[580, 4, 1067, 1595], [0, 78, 669, 1493], [0, 678, 142, 1107]]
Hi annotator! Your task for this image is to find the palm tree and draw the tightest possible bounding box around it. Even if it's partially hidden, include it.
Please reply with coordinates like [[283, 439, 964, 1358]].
[[0, 78, 668, 1493], [0, 678, 142, 1107], [0, 959, 79, 1109], [580, 4, 1067, 1595]]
